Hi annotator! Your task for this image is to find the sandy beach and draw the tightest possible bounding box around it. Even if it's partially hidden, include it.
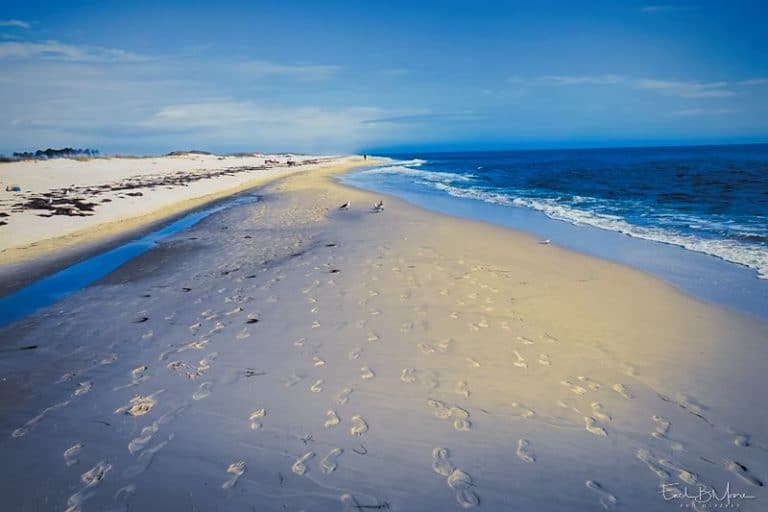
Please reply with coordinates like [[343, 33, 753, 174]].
[[0, 157, 766, 511], [0, 154, 352, 293]]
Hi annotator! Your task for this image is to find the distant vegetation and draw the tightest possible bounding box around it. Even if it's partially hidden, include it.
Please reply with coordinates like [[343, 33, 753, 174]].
[[0, 148, 100, 162], [167, 150, 212, 156]]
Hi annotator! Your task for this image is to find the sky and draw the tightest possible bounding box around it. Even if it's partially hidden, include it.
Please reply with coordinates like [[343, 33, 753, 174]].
[[1, 0, 767, 155]]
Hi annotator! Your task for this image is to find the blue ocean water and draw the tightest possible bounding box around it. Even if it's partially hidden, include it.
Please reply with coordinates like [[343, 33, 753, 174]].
[[360, 145, 768, 279], [342, 144, 768, 318]]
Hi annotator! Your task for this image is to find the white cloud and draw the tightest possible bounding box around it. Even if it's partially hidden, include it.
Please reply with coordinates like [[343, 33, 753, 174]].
[[0, 19, 30, 29], [634, 79, 734, 98], [641, 5, 695, 13], [238, 59, 341, 81], [539, 74, 626, 86], [671, 108, 737, 116], [0, 40, 145, 62], [507, 74, 765, 99]]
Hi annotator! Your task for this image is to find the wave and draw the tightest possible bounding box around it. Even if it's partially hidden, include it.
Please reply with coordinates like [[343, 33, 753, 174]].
[[427, 182, 768, 279], [360, 162, 475, 183]]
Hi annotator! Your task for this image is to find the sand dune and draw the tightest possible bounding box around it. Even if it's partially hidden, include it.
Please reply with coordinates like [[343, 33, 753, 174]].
[[0, 157, 766, 511]]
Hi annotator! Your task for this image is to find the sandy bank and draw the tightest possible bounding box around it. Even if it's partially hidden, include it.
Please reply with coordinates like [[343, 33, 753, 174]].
[[0, 154, 371, 293]]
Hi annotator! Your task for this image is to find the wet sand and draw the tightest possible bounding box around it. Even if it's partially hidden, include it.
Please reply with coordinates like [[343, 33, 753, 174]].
[[0, 159, 766, 511]]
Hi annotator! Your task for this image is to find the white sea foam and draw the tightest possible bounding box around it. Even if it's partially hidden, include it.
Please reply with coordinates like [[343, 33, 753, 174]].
[[360, 161, 473, 183]]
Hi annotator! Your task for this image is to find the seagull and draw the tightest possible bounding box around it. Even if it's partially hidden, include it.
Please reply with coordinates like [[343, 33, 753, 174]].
[[371, 200, 384, 212], [539, 239, 551, 245], [339, 201, 351, 210]]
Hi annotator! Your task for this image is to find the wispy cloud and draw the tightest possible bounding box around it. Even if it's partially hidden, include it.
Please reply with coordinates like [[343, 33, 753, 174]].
[[508, 74, 766, 99], [641, 5, 696, 13], [0, 40, 145, 62], [635, 79, 734, 98], [538, 74, 626, 86], [671, 108, 737, 116], [237, 59, 340, 81], [362, 111, 487, 125], [0, 19, 30, 29]]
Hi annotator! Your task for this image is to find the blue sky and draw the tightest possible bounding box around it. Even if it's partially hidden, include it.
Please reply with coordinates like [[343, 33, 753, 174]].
[[1, 0, 766, 154]]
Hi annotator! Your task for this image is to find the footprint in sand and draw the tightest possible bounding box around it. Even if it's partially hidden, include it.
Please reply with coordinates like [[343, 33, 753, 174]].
[[336, 387, 353, 405], [192, 381, 213, 400], [726, 426, 751, 447], [660, 459, 699, 485], [584, 417, 607, 437], [65, 460, 112, 512], [360, 367, 375, 381], [651, 415, 670, 437], [236, 328, 250, 340], [401, 368, 417, 384], [455, 381, 471, 398], [724, 460, 764, 487], [132, 365, 148, 379], [513, 351, 528, 369], [447, 469, 480, 508], [585, 480, 617, 510], [221, 461, 246, 489], [111, 484, 137, 512], [561, 380, 588, 395], [292, 451, 315, 476], [115, 391, 163, 417], [428, 400, 472, 431], [64, 442, 84, 466], [577, 376, 601, 391], [349, 415, 368, 436], [367, 332, 380, 342], [591, 402, 612, 422], [612, 383, 634, 399], [348, 348, 363, 360], [418, 343, 436, 355], [313, 357, 326, 367], [538, 354, 552, 366], [466, 357, 481, 368], [73, 381, 92, 396], [310, 379, 324, 393], [319, 448, 344, 475], [517, 336, 535, 345], [432, 447, 455, 476], [128, 423, 160, 454], [635, 449, 672, 480], [325, 410, 341, 428], [249, 409, 266, 430], [510, 402, 535, 418], [516, 439, 536, 463]]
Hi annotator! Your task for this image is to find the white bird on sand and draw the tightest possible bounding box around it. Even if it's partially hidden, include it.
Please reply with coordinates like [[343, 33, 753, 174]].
[[372, 200, 384, 212], [539, 239, 551, 245], [339, 201, 351, 210]]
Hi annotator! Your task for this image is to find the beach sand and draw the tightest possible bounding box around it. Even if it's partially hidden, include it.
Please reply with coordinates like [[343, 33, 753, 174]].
[[0, 157, 766, 511]]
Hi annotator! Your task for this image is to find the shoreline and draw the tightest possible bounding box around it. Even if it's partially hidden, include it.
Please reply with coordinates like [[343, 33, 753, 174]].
[[0, 153, 765, 510], [340, 165, 768, 321], [0, 156, 372, 296]]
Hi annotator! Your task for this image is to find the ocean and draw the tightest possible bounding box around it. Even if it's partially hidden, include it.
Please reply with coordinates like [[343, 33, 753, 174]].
[[342, 144, 768, 317]]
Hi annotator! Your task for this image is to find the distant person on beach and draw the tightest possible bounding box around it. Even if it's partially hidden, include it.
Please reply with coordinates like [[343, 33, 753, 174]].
[[363, 154, 367, 160]]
